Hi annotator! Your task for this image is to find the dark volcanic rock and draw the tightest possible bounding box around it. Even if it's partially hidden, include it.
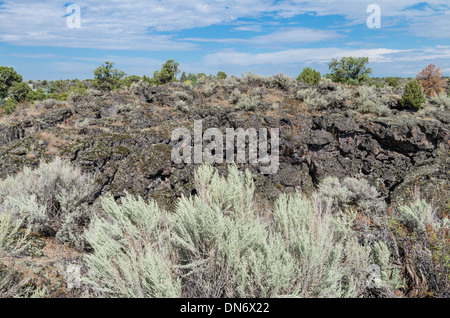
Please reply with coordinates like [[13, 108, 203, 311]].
[[0, 87, 448, 211]]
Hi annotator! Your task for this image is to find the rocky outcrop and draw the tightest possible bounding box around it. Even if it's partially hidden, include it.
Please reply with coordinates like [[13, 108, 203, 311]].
[[0, 85, 448, 211]]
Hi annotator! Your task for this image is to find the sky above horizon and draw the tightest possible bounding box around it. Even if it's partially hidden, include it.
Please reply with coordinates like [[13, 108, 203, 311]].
[[0, 0, 449, 81]]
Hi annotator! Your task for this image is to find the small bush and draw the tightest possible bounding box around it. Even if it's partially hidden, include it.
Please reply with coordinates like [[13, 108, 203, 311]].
[[295, 88, 318, 101], [356, 86, 391, 116], [400, 80, 426, 110], [429, 93, 450, 110], [385, 77, 400, 88], [0, 158, 96, 249], [297, 67, 321, 85], [416, 64, 448, 97], [317, 176, 386, 213], [228, 88, 242, 104], [328, 57, 372, 85], [84, 194, 181, 298], [305, 96, 329, 110], [389, 200, 449, 297]]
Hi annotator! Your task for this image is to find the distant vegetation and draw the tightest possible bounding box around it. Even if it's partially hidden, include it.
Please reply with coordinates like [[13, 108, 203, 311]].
[[1, 57, 449, 116]]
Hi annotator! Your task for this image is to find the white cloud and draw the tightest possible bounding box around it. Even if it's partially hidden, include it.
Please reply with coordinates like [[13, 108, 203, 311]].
[[186, 27, 342, 46], [1, 0, 449, 51], [204, 48, 406, 66]]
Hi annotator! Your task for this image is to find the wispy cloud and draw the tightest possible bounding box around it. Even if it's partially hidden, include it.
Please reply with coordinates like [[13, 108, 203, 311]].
[[186, 27, 342, 46], [204, 48, 407, 66]]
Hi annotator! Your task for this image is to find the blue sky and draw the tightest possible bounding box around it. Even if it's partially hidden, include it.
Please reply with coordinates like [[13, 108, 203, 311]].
[[0, 0, 449, 80]]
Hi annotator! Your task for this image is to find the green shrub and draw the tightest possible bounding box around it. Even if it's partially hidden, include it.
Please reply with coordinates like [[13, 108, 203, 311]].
[[93, 61, 126, 92], [153, 60, 180, 85], [328, 57, 372, 85], [26, 88, 46, 101], [400, 80, 426, 110], [217, 71, 227, 81], [0, 66, 22, 98], [121, 75, 141, 87], [297, 67, 321, 85], [9, 82, 31, 103], [385, 77, 400, 88], [3, 98, 18, 114]]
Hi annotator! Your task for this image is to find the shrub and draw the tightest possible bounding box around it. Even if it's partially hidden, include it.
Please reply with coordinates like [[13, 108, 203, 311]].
[[0, 66, 22, 98], [26, 88, 46, 101], [3, 98, 18, 115], [217, 71, 227, 81], [429, 92, 450, 110], [0, 158, 96, 249], [389, 200, 449, 297], [305, 96, 329, 110], [356, 86, 391, 116], [328, 57, 372, 85], [371, 241, 405, 295], [400, 80, 426, 110], [174, 90, 193, 103], [93, 61, 126, 92], [234, 95, 261, 111], [295, 88, 318, 101], [9, 82, 31, 103], [223, 75, 241, 91], [84, 165, 390, 298], [84, 194, 181, 298], [327, 85, 352, 108], [121, 75, 141, 87], [201, 79, 218, 97], [385, 77, 400, 88], [317, 176, 386, 213], [297, 67, 321, 85], [398, 199, 436, 232], [416, 64, 448, 97], [228, 88, 242, 104], [153, 60, 180, 85]]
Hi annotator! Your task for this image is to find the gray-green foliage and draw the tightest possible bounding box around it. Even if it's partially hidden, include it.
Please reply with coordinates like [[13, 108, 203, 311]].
[[317, 176, 386, 213], [84, 194, 181, 298], [84, 165, 395, 298], [397, 199, 436, 232], [429, 93, 450, 110], [295, 88, 318, 101], [356, 86, 391, 116], [0, 212, 47, 298], [0, 158, 96, 249], [371, 241, 404, 294]]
